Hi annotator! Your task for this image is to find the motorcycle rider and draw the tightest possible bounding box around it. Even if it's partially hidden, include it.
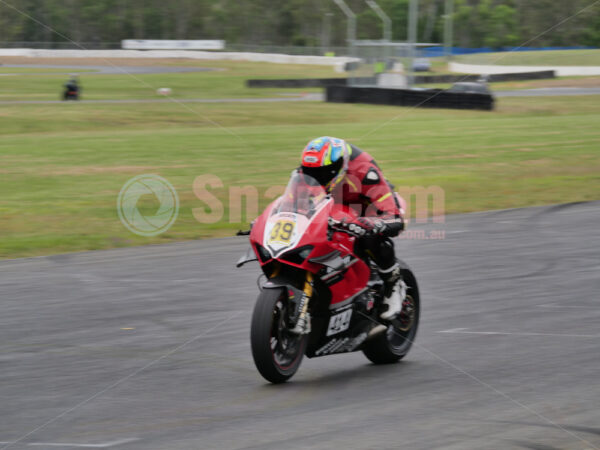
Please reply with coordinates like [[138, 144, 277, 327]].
[[300, 136, 406, 323], [63, 76, 79, 100]]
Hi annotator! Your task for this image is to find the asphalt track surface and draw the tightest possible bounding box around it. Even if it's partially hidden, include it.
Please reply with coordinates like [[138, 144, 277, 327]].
[[1, 202, 599, 449]]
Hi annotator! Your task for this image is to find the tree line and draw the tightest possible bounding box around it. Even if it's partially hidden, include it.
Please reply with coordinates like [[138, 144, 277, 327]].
[[1, 0, 599, 49]]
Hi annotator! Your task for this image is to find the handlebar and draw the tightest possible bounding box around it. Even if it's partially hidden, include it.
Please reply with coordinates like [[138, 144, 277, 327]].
[[328, 217, 404, 238], [327, 217, 365, 238]]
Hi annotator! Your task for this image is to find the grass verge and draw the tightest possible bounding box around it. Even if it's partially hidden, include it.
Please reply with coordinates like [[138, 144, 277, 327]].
[[0, 59, 336, 101], [1, 93, 599, 258], [455, 49, 600, 66]]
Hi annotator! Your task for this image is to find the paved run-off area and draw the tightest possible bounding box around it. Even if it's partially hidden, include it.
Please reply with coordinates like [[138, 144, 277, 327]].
[[1, 202, 599, 449]]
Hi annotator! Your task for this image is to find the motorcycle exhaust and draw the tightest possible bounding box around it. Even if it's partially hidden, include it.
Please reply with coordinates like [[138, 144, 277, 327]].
[[367, 324, 387, 339]]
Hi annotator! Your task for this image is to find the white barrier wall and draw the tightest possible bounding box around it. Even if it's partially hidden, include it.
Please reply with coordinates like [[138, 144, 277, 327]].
[[0, 48, 358, 70], [450, 62, 600, 77], [122, 40, 225, 50]]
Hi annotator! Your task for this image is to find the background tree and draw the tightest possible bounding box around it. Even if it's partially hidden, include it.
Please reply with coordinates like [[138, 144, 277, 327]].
[[0, 0, 598, 49]]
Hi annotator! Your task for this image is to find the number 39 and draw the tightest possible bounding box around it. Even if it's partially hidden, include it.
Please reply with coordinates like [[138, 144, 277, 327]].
[[269, 221, 294, 243]]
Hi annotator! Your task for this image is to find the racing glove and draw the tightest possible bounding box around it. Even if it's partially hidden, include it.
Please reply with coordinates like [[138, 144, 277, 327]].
[[352, 217, 404, 238], [329, 216, 404, 238]]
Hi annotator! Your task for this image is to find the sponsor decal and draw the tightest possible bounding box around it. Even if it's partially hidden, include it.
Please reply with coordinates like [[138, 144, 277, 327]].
[[314, 332, 368, 356], [366, 298, 375, 311], [315, 338, 349, 356]]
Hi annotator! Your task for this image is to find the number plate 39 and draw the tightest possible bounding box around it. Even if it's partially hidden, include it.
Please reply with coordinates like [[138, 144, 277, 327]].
[[264, 213, 305, 254], [268, 220, 295, 245]]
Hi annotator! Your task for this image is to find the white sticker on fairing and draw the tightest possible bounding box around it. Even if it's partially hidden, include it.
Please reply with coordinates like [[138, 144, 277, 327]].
[[326, 308, 353, 336]]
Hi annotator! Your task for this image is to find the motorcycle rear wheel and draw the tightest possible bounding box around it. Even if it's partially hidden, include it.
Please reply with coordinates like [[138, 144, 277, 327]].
[[250, 288, 307, 383], [362, 273, 420, 364]]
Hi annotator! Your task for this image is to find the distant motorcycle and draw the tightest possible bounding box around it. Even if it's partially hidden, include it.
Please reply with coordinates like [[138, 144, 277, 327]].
[[62, 79, 79, 101], [237, 170, 420, 383]]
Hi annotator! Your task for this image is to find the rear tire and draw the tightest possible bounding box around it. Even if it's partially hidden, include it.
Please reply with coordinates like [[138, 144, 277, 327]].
[[362, 270, 420, 364], [250, 288, 307, 383]]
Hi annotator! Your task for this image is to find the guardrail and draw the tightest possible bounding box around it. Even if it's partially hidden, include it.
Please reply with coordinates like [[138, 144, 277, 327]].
[[247, 71, 554, 89], [247, 77, 376, 88], [415, 70, 555, 83]]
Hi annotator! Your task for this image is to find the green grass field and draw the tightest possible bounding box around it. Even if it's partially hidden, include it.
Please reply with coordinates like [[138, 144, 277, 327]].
[[0, 60, 334, 101], [456, 49, 600, 66], [1, 60, 599, 259]]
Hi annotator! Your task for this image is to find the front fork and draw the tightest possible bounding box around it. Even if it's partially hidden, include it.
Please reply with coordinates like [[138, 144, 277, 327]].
[[290, 272, 313, 335], [262, 263, 314, 335]]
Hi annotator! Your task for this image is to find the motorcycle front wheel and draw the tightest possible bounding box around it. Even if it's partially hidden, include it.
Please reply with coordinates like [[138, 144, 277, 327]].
[[250, 287, 307, 383]]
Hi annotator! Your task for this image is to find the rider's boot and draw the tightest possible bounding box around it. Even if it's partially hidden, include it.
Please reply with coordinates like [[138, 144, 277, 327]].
[[379, 263, 406, 320]]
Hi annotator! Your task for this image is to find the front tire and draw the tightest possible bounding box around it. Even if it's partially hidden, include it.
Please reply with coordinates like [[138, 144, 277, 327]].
[[362, 270, 420, 364], [250, 288, 307, 383]]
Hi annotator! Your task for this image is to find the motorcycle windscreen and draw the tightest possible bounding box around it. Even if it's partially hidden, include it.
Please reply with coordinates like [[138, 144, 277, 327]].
[[263, 171, 328, 256]]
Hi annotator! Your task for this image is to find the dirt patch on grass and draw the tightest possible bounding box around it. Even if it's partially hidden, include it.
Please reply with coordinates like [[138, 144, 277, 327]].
[[51, 165, 191, 175], [533, 77, 600, 88], [440, 153, 480, 159], [482, 139, 600, 150], [0, 164, 191, 176], [521, 158, 554, 166], [497, 77, 600, 90]]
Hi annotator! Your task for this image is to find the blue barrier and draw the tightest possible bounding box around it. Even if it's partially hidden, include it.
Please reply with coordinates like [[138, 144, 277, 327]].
[[421, 46, 597, 58]]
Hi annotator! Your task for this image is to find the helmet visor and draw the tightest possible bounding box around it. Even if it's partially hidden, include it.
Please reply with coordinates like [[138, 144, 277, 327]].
[[301, 158, 343, 187]]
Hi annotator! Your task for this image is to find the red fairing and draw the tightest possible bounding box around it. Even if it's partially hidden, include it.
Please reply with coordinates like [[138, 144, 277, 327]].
[[249, 199, 274, 245], [249, 189, 370, 307], [324, 204, 371, 306]]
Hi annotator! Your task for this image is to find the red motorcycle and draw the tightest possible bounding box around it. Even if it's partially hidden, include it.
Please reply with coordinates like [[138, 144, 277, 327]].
[[237, 171, 420, 383]]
